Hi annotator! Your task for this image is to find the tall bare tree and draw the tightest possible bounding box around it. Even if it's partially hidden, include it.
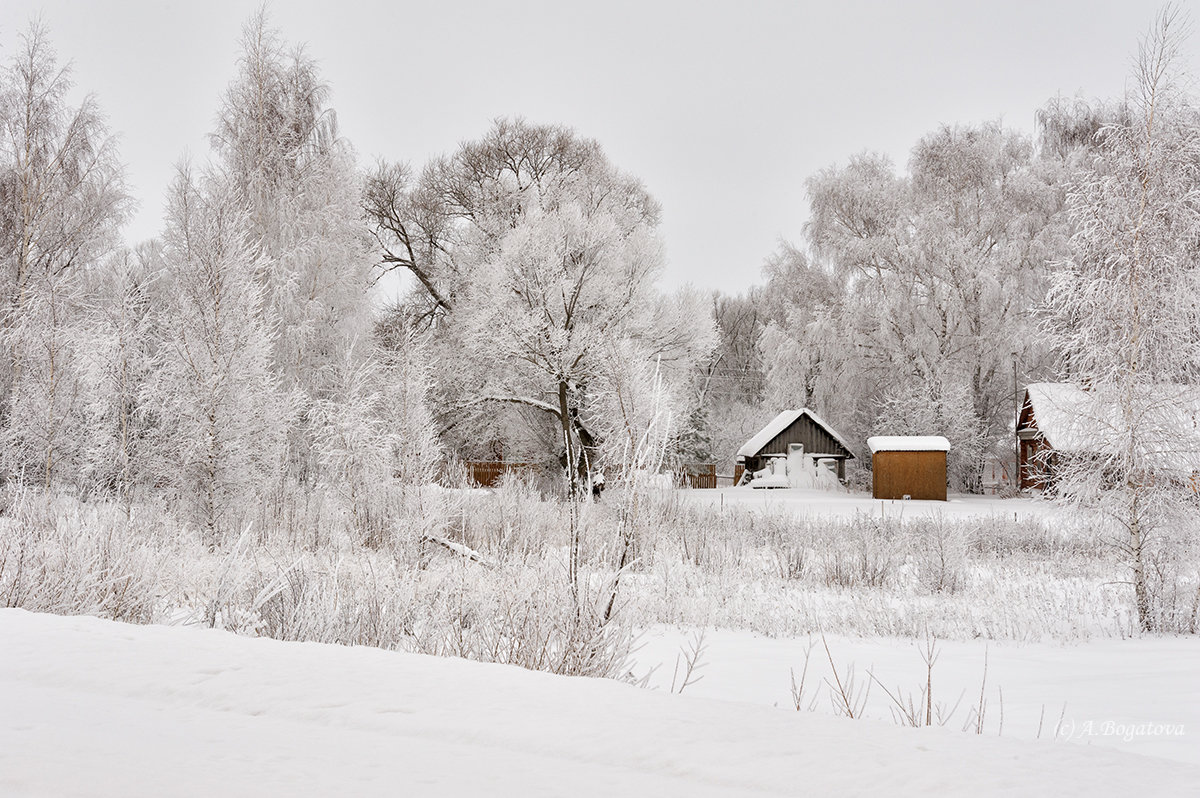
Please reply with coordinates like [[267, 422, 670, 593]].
[[0, 22, 128, 487], [148, 164, 284, 546], [211, 10, 375, 486], [1044, 6, 1200, 632]]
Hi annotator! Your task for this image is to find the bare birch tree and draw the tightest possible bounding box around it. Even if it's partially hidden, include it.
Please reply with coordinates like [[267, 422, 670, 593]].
[[0, 22, 128, 487], [149, 165, 285, 546], [1044, 6, 1200, 632], [211, 10, 375, 486]]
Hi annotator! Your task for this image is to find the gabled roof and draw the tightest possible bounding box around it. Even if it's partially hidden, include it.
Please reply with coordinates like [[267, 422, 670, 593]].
[[1023, 383, 1095, 452], [737, 409, 855, 459], [1024, 382, 1200, 472], [867, 435, 951, 453]]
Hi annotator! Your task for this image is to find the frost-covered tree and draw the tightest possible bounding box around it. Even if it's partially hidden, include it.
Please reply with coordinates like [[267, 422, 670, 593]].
[[757, 243, 849, 413], [149, 165, 285, 545], [876, 379, 989, 491], [463, 159, 665, 488], [1036, 94, 1134, 164], [1044, 7, 1200, 632], [211, 10, 375, 485], [367, 119, 715, 481], [704, 291, 765, 406], [788, 123, 1065, 489], [363, 160, 452, 324], [375, 314, 441, 486], [367, 119, 714, 610], [78, 243, 162, 504], [695, 289, 772, 471], [314, 309, 441, 538], [0, 23, 128, 487]]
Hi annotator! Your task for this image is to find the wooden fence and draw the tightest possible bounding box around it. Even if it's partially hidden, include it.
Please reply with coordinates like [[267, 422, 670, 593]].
[[464, 461, 538, 488], [676, 463, 717, 489]]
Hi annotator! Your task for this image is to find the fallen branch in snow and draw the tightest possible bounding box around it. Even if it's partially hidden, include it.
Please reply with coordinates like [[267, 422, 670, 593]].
[[421, 535, 495, 568]]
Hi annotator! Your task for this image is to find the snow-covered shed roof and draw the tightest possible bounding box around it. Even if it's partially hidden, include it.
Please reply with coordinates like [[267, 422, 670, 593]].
[[1024, 382, 1200, 471], [867, 436, 951, 453], [737, 409, 855, 459]]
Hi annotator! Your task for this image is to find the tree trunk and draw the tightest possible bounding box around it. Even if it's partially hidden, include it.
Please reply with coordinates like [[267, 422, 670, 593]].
[[1128, 491, 1152, 632], [559, 380, 581, 612]]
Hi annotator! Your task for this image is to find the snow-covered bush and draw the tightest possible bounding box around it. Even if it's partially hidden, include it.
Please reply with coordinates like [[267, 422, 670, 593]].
[[0, 490, 163, 623], [908, 516, 971, 594]]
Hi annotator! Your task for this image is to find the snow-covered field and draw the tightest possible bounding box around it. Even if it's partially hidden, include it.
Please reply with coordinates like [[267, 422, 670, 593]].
[[681, 485, 1056, 522], [2, 485, 1194, 794], [3, 609, 1198, 797], [635, 627, 1200, 766]]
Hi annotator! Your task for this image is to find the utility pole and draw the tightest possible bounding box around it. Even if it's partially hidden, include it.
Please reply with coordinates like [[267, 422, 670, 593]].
[[1012, 352, 1019, 493]]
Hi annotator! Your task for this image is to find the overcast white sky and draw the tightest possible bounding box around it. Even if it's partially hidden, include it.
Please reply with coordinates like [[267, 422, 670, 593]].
[[1, 0, 1190, 294]]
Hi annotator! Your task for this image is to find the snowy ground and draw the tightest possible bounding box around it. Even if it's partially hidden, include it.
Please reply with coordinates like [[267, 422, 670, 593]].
[[3, 610, 1198, 797], [634, 627, 1200, 766], [681, 485, 1056, 521]]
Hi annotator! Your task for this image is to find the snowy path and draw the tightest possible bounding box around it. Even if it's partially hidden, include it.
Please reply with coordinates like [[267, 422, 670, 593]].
[[2, 611, 1198, 796]]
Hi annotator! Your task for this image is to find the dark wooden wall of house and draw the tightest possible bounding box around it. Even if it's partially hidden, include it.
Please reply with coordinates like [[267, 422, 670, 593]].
[[1017, 392, 1051, 491], [871, 451, 947, 501], [1019, 438, 1056, 490]]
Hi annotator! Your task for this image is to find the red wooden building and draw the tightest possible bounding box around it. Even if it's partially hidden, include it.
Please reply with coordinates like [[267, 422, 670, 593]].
[[1017, 382, 1200, 491]]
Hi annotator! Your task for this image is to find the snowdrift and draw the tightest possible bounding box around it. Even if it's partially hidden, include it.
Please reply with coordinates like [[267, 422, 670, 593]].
[[2, 610, 1197, 796]]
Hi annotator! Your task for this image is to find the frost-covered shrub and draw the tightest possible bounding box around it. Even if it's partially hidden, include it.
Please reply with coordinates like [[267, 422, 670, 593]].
[[817, 516, 900, 589], [453, 483, 560, 563], [747, 513, 817, 581], [966, 515, 1101, 561], [854, 517, 901, 588], [405, 558, 632, 677], [0, 491, 163, 623], [0, 479, 1170, 670], [643, 499, 1136, 640], [908, 516, 971, 594], [774, 533, 811, 581], [1140, 523, 1200, 634]]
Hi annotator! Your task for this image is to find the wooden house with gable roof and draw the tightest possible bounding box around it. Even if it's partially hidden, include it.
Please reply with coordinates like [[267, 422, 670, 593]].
[[1017, 382, 1200, 491], [735, 409, 855, 485]]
